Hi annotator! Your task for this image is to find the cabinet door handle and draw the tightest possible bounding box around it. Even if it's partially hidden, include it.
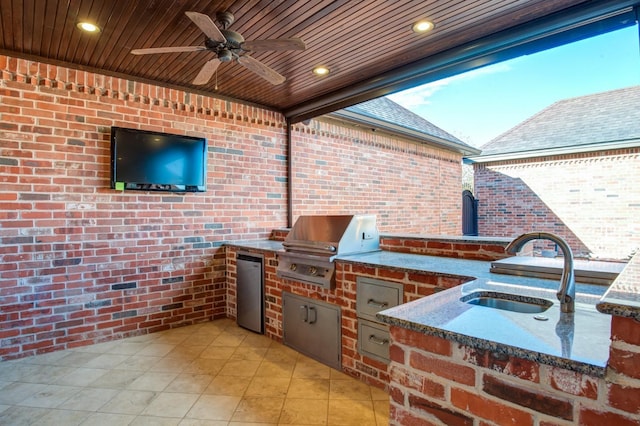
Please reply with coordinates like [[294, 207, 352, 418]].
[[367, 299, 388, 308], [308, 306, 317, 324], [368, 335, 389, 346], [300, 305, 309, 323]]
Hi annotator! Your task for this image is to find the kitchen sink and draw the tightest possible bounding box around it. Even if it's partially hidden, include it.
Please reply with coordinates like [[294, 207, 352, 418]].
[[461, 292, 553, 314]]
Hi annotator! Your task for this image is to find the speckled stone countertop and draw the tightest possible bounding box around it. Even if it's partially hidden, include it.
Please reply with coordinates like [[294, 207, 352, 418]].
[[225, 239, 616, 376], [597, 253, 640, 320]]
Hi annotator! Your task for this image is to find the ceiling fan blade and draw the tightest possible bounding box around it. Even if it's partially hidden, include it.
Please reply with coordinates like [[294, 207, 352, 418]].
[[241, 38, 306, 52], [237, 55, 286, 85], [131, 46, 207, 55], [185, 11, 226, 43], [192, 58, 221, 85]]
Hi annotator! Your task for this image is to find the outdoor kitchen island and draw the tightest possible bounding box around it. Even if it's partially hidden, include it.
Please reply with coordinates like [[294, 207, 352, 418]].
[[225, 236, 640, 425]]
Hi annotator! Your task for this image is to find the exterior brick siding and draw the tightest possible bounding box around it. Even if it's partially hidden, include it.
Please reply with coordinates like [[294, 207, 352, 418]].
[[474, 149, 640, 260], [0, 55, 464, 360]]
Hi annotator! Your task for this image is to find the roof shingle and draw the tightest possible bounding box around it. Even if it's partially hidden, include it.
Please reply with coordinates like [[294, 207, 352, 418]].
[[478, 85, 640, 156]]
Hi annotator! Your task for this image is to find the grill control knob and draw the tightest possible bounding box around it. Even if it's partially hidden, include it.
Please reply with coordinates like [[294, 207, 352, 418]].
[[309, 266, 318, 276], [289, 264, 297, 271]]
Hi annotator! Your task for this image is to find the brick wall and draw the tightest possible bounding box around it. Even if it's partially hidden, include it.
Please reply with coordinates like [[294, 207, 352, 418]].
[[0, 54, 468, 360], [291, 118, 463, 234], [0, 56, 288, 360], [388, 324, 640, 425], [474, 149, 640, 260]]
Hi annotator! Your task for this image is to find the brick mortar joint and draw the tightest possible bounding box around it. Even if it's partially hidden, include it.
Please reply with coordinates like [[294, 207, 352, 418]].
[[1, 55, 285, 129]]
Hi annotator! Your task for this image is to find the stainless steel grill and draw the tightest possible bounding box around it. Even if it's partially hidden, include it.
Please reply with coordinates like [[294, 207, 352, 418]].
[[277, 215, 380, 289]]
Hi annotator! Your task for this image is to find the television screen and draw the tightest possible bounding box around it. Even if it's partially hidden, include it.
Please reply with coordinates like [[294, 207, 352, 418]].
[[110, 127, 207, 192]]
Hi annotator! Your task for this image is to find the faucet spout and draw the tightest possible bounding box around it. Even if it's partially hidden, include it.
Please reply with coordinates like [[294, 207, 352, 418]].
[[505, 232, 575, 313]]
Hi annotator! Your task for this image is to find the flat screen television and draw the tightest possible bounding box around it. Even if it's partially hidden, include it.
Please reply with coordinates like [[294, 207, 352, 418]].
[[110, 127, 207, 192]]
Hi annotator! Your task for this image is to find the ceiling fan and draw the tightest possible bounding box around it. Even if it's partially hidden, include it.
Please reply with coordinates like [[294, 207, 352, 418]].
[[131, 11, 306, 86]]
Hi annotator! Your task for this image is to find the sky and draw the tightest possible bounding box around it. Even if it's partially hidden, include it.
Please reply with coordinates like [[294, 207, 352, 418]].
[[388, 25, 640, 148]]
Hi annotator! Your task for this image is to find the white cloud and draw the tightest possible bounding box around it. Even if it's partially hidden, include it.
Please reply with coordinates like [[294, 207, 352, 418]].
[[388, 62, 512, 108]]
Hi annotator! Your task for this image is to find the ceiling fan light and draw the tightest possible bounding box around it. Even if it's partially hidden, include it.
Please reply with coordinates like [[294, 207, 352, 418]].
[[412, 19, 434, 33], [77, 21, 101, 33], [313, 66, 330, 76]]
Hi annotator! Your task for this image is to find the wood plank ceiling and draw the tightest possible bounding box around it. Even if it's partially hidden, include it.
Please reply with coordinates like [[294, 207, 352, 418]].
[[0, 0, 591, 117]]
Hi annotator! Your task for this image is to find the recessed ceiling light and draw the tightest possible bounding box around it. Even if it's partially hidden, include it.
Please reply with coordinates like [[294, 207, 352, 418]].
[[412, 19, 434, 33], [313, 66, 330, 76], [77, 22, 101, 33]]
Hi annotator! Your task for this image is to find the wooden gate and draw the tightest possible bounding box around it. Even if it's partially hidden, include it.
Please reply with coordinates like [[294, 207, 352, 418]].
[[462, 190, 478, 236]]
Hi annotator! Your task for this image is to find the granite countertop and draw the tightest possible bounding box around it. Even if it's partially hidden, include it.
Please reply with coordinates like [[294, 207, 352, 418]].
[[597, 253, 640, 320], [224, 239, 640, 376]]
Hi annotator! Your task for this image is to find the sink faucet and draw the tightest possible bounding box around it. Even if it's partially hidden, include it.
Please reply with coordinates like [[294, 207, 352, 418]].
[[505, 232, 575, 313]]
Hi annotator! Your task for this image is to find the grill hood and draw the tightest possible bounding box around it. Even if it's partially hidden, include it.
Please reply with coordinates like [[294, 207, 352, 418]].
[[277, 214, 380, 288]]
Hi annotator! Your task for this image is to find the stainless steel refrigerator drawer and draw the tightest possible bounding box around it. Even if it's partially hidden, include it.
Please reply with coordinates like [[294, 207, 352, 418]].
[[358, 319, 390, 363], [356, 277, 403, 322]]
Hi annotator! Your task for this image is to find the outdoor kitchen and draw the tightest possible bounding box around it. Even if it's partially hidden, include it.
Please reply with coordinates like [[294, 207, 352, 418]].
[[1, 1, 639, 425]]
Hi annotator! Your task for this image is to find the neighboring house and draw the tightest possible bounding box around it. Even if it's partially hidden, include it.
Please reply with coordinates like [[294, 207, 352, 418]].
[[466, 85, 640, 260]]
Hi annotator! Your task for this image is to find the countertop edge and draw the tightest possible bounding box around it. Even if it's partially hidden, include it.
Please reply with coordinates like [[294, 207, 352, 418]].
[[377, 312, 606, 378]]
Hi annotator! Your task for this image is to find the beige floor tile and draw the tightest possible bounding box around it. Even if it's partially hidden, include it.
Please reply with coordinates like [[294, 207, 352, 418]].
[[149, 357, 188, 373], [115, 355, 161, 371], [0, 382, 47, 404], [328, 399, 377, 426], [0, 320, 389, 426], [208, 332, 246, 347], [56, 367, 109, 386], [179, 418, 228, 425], [287, 378, 330, 399], [244, 376, 291, 398], [20, 384, 81, 408], [184, 358, 225, 375], [84, 353, 131, 369], [0, 405, 49, 424], [80, 412, 136, 425], [100, 389, 157, 414], [199, 346, 236, 360], [279, 398, 328, 425], [142, 392, 199, 417], [373, 399, 390, 425], [127, 371, 178, 391], [165, 345, 207, 361], [136, 343, 177, 357], [186, 394, 241, 420], [89, 368, 144, 389], [231, 397, 284, 423], [292, 358, 332, 379], [330, 379, 374, 400], [204, 375, 251, 396], [255, 359, 295, 378], [108, 341, 150, 355], [58, 387, 119, 411], [218, 359, 261, 377], [32, 408, 91, 425], [165, 373, 214, 393], [131, 415, 181, 425], [230, 346, 269, 361]]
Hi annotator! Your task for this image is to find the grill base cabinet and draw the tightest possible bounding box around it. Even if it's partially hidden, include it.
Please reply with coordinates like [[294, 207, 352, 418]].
[[282, 292, 341, 370]]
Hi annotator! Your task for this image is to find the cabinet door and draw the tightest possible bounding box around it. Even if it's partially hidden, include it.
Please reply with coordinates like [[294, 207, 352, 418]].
[[282, 292, 341, 370]]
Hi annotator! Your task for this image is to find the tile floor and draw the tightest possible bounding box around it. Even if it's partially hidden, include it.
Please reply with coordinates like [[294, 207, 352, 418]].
[[0, 319, 389, 425]]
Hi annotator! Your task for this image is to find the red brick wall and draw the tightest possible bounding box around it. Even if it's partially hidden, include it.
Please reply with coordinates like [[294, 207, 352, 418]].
[[388, 323, 640, 425], [474, 150, 640, 260], [291, 119, 463, 234], [0, 56, 288, 360], [0, 55, 469, 360]]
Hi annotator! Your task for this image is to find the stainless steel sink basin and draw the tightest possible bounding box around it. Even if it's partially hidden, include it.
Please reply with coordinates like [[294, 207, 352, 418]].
[[461, 292, 552, 314]]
